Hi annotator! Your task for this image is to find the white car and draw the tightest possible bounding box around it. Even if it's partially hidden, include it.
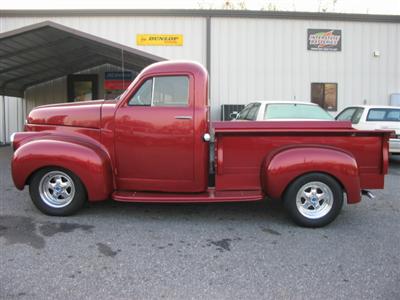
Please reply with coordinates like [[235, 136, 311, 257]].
[[232, 101, 334, 121], [335, 105, 400, 154]]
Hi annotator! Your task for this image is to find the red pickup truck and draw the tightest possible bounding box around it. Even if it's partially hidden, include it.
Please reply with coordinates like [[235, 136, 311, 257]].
[[10, 61, 391, 227]]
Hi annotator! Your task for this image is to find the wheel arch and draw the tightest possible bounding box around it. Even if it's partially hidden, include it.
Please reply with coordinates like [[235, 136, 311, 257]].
[[12, 139, 113, 202], [262, 145, 361, 204]]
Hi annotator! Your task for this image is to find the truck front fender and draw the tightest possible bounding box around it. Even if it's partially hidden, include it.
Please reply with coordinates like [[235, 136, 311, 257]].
[[262, 146, 361, 203], [12, 139, 113, 202]]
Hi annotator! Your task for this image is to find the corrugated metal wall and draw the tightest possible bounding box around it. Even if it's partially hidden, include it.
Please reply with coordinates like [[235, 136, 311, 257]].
[[1, 13, 399, 142], [0, 96, 25, 143], [0, 16, 206, 63], [210, 18, 400, 119]]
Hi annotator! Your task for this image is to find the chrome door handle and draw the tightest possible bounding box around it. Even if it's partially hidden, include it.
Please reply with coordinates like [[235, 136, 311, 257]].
[[175, 116, 192, 120]]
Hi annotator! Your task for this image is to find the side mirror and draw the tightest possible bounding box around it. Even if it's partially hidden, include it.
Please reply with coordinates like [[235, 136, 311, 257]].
[[229, 111, 238, 120]]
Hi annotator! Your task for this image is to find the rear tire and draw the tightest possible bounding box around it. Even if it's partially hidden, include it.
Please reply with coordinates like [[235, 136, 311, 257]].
[[29, 167, 86, 216], [284, 173, 343, 227]]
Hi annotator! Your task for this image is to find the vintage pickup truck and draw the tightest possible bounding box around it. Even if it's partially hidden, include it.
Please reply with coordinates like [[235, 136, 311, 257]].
[[10, 61, 391, 227]]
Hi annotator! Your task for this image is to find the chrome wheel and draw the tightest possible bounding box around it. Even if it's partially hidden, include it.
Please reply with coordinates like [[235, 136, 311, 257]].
[[295, 181, 333, 219], [39, 171, 75, 208]]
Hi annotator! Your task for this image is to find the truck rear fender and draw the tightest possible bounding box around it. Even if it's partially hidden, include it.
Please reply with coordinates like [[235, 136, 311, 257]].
[[262, 146, 361, 203], [12, 139, 113, 202]]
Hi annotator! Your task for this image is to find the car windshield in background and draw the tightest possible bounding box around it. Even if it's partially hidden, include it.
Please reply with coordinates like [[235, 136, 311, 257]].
[[367, 108, 400, 122], [264, 104, 333, 120]]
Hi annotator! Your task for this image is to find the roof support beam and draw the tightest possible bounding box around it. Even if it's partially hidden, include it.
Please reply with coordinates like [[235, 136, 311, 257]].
[[0, 36, 73, 60], [0, 46, 90, 75], [22, 59, 106, 91], [96, 56, 144, 71], [74, 41, 152, 68], [0, 88, 24, 98], [1, 53, 104, 88]]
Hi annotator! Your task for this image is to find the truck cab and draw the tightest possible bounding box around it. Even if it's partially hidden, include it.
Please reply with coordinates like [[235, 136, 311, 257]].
[[112, 61, 209, 193]]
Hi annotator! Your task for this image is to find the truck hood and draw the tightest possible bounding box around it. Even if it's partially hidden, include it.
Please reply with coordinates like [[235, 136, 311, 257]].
[[27, 100, 105, 128]]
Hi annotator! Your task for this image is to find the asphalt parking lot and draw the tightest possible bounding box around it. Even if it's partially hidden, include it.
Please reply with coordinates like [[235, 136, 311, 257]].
[[1, 145, 399, 299]]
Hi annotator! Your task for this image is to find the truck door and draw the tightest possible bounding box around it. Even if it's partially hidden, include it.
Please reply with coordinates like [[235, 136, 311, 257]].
[[114, 74, 201, 193]]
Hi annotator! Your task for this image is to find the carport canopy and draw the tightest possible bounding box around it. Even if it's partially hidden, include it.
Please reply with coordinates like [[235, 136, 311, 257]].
[[0, 21, 164, 98]]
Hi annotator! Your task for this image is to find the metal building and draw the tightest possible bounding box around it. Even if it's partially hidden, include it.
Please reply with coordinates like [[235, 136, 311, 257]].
[[1, 9, 399, 143]]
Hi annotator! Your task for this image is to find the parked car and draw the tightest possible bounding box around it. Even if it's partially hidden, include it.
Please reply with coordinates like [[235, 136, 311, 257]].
[[335, 105, 400, 154], [231, 101, 334, 121]]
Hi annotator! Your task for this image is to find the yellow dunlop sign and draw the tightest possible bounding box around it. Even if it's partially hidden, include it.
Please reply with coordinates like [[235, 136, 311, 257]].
[[136, 34, 183, 46]]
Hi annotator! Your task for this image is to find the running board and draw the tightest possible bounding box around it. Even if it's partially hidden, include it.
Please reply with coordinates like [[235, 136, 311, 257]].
[[112, 188, 264, 203]]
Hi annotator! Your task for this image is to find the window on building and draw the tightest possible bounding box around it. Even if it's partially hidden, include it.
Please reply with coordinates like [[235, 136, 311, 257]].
[[129, 76, 189, 106], [311, 83, 337, 111]]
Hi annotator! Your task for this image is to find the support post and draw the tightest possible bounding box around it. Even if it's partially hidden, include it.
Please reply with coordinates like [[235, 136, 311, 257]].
[[1, 95, 6, 144], [206, 16, 211, 81]]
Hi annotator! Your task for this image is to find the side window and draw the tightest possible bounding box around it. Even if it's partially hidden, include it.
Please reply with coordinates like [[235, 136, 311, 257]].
[[386, 110, 400, 121], [367, 108, 400, 121], [128, 78, 153, 106], [153, 76, 189, 106], [237, 104, 253, 120], [246, 103, 261, 120], [128, 76, 189, 106], [367, 109, 386, 121], [351, 108, 364, 124], [336, 108, 356, 121]]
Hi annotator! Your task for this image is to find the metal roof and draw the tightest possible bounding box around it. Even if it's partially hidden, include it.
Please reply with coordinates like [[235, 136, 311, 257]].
[[0, 21, 164, 97], [1, 9, 400, 23]]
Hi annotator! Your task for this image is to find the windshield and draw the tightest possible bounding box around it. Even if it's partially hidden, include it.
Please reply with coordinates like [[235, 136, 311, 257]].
[[264, 103, 333, 120]]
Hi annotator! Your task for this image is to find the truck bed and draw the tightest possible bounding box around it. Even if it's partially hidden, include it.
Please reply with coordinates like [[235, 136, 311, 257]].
[[212, 120, 390, 195]]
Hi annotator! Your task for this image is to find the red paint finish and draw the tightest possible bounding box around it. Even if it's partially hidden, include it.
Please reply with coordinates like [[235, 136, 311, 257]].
[[213, 120, 354, 132], [114, 61, 209, 193], [12, 139, 113, 201], [10, 61, 391, 206], [213, 122, 389, 201], [112, 188, 263, 203], [263, 146, 360, 203], [28, 100, 103, 129]]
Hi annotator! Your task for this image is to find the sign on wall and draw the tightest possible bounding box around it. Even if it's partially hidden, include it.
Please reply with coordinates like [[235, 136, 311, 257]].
[[104, 71, 134, 90], [307, 29, 342, 51], [136, 34, 183, 46], [104, 71, 136, 100]]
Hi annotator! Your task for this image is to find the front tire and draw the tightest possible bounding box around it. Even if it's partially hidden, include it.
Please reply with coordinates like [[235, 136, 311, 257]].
[[29, 168, 86, 216], [284, 173, 344, 227]]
